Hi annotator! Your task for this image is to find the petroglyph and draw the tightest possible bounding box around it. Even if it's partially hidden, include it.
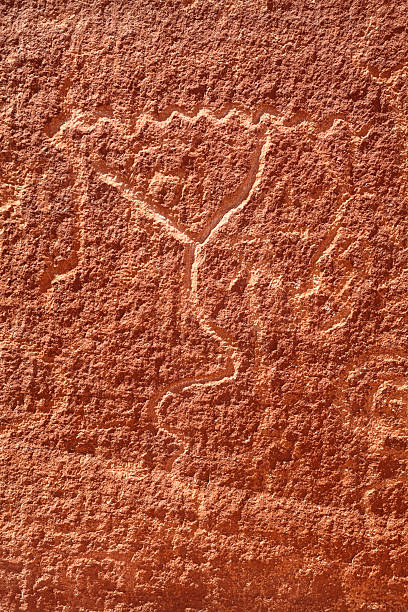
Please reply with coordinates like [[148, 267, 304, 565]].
[[48, 104, 384, 471]]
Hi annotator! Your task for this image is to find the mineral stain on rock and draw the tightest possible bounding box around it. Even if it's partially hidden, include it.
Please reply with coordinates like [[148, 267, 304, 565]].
[[1, 1, 408, 610]]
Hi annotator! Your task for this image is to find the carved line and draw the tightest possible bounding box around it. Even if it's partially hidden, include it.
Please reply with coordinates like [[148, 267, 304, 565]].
[[38, 168, 85, 293], [141, 127, 271, 471]]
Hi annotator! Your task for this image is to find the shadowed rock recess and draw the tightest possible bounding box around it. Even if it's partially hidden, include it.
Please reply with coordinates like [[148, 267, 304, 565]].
[[1, 1, 408, 610]]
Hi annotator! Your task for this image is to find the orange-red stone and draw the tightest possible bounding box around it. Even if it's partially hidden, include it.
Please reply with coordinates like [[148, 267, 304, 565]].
[[1, 1, 408, 609]]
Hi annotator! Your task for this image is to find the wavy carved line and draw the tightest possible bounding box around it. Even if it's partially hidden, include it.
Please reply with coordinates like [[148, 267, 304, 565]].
[[48, 100, 372, 144]]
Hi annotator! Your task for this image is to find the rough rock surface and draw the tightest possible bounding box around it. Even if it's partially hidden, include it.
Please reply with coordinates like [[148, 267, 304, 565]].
[[1, 1, 408, 610]]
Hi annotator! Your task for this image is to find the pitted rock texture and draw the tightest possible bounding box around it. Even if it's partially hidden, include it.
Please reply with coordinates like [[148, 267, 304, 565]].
[[1, 1, 408, 610]]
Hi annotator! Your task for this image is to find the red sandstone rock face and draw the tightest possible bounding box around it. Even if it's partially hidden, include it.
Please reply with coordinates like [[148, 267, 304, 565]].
[[1, 1, 408, 610]]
